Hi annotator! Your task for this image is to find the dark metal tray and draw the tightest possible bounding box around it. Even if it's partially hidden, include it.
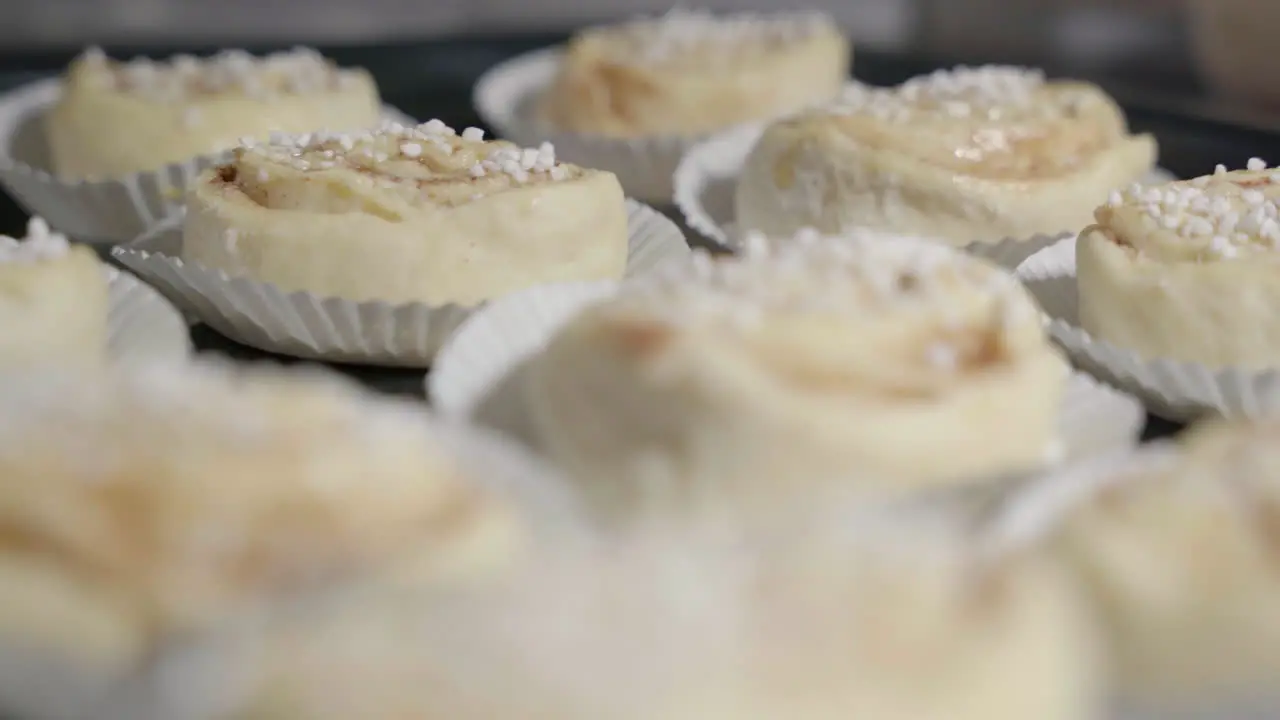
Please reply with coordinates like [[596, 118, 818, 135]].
[[1, 35, 1270, 439]]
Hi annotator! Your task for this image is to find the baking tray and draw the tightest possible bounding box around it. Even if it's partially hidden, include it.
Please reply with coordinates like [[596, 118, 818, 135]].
[[0, 35, 1270, 438]]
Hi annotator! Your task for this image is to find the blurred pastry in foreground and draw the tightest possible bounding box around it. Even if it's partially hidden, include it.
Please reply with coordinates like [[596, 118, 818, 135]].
[[1078, 159, 1280, 368], [735, 66, 1156, 245], [0, 362, 529, 720], [46, 46, 381, 179], [522, 228, 1067, 520], [137, 514, 1099, 720], [1043, 418, 1280, 712], [183, 121, 628, 304], [0, 216, 107, 370], [540, 9, 849, 138]]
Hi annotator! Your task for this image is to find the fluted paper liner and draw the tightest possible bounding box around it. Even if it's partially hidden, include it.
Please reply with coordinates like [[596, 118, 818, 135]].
[[475, 46, 765, 206], [671, 121, 762, 250], [1017, 235, 1280, 421], [429, 279, 1144, 471], [1115, 699, 1280, 720], [0, 638, 138, 720], [111, 200, 690, 367], [0, 77, 416, 243], [673, 122, 1177, 266], [430, 280, 620, 444], [984, 443, 1177, 551], [106, 266, 192, 364]]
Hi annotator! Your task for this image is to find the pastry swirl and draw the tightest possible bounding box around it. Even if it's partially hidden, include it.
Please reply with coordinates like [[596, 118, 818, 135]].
[[540, 9, 850, 137], [0, 361, 522, 697], [522, 229, 1066, 518], [1077, 159, 1280, 367], [46, 47, 381, 178], [183, 120, 628, 304], [735, 66, 1157, 245], [149, 515, 1098, 720], [1044, 418, 1280, 710], [0, 217, 107, 370]]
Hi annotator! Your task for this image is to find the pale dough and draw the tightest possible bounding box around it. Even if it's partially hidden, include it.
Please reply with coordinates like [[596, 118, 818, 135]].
[[1078, 162, 1280, 368], [0, 361, 525, 719], [183, 120, 629, 305], [1046, 417, 1280, 712], [522, 229, 1068, 521], [151, 516, 1099, 720], [0, 217, 107, 371], [46, 47, 381, 179], [735, 66, 1156, 246], [541, 10, 850, 138]]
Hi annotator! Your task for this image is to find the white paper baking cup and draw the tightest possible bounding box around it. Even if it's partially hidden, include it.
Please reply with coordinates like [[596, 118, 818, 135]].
[[672, 121, 1177, 267], [111, 199, 689, 367], [1117, 700, 1280, 720], [429, 279, 1144, 469], [106, 266, 192, 364], [0, 639, 137, 720], [429, 280, 618, 444], [474, 46, 758, 206], [1016, 235, 1280, 421], [984, 443, 1177, 552], [670, 122, 762, 249], [0, 77, 416, 243]]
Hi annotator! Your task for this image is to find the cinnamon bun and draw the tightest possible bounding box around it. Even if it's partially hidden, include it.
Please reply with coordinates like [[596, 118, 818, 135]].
[[183, 120, 628, 305], [0, 362, 526, 718], [0, 217, 107, 370], [734, 66, 1157, 246], [521, 229, 1068, 519], [1078, 159, 1280, 367], [144, 513, 1099, 720], [1044, 418, 1280, 711], [46, 46, 382, 179], [540, 9, 850, 138]]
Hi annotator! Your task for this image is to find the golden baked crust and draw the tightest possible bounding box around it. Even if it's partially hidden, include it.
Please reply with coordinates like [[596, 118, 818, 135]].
[[1077, 159, 1280, 367], [0, 362, 521, 673], [46, 47, 381, 178], [183, 120, 628, 305], [540, 10, 849, 137], [735, 66, 1156, 245], [522, 230, 1067, 518]]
